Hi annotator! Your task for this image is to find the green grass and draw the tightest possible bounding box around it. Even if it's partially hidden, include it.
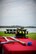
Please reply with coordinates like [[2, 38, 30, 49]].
[[0, 31, 36, 40], [28, 33, 36, 40], [0, 31, 15, 37]]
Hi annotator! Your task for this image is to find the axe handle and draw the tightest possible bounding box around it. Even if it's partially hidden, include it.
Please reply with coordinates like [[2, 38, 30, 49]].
[[3, 36, 10, 41], [0, 40, 15, 44], [10, 37, 25, 45]]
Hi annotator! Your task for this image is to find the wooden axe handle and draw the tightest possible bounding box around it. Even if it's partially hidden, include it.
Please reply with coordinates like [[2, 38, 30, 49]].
[[10, 37, 26, 45]]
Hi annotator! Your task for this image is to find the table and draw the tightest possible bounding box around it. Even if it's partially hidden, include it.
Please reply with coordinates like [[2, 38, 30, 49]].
[[0, 36, 36, 54]]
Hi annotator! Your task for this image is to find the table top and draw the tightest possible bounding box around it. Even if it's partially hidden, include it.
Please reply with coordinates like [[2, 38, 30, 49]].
[[0, 37, 36, 52]]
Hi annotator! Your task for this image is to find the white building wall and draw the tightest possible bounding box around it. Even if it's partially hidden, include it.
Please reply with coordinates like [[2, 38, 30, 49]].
[[0, 28, 17, 31], [0, 28, 36, 32]]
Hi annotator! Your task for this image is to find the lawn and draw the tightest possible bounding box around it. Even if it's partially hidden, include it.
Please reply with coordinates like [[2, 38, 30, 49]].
[[28, 33, 36, 40], [0, 31, 15, 36], [0, 31, 36, 40]]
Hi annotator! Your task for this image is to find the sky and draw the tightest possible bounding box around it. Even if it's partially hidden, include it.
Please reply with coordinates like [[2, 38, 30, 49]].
[[0, 0, 36, 26]]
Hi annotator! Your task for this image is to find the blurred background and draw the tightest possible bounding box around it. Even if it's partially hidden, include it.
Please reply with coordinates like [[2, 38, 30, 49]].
[[0, 0, 36, 26], [0, 0, 36, 39]]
